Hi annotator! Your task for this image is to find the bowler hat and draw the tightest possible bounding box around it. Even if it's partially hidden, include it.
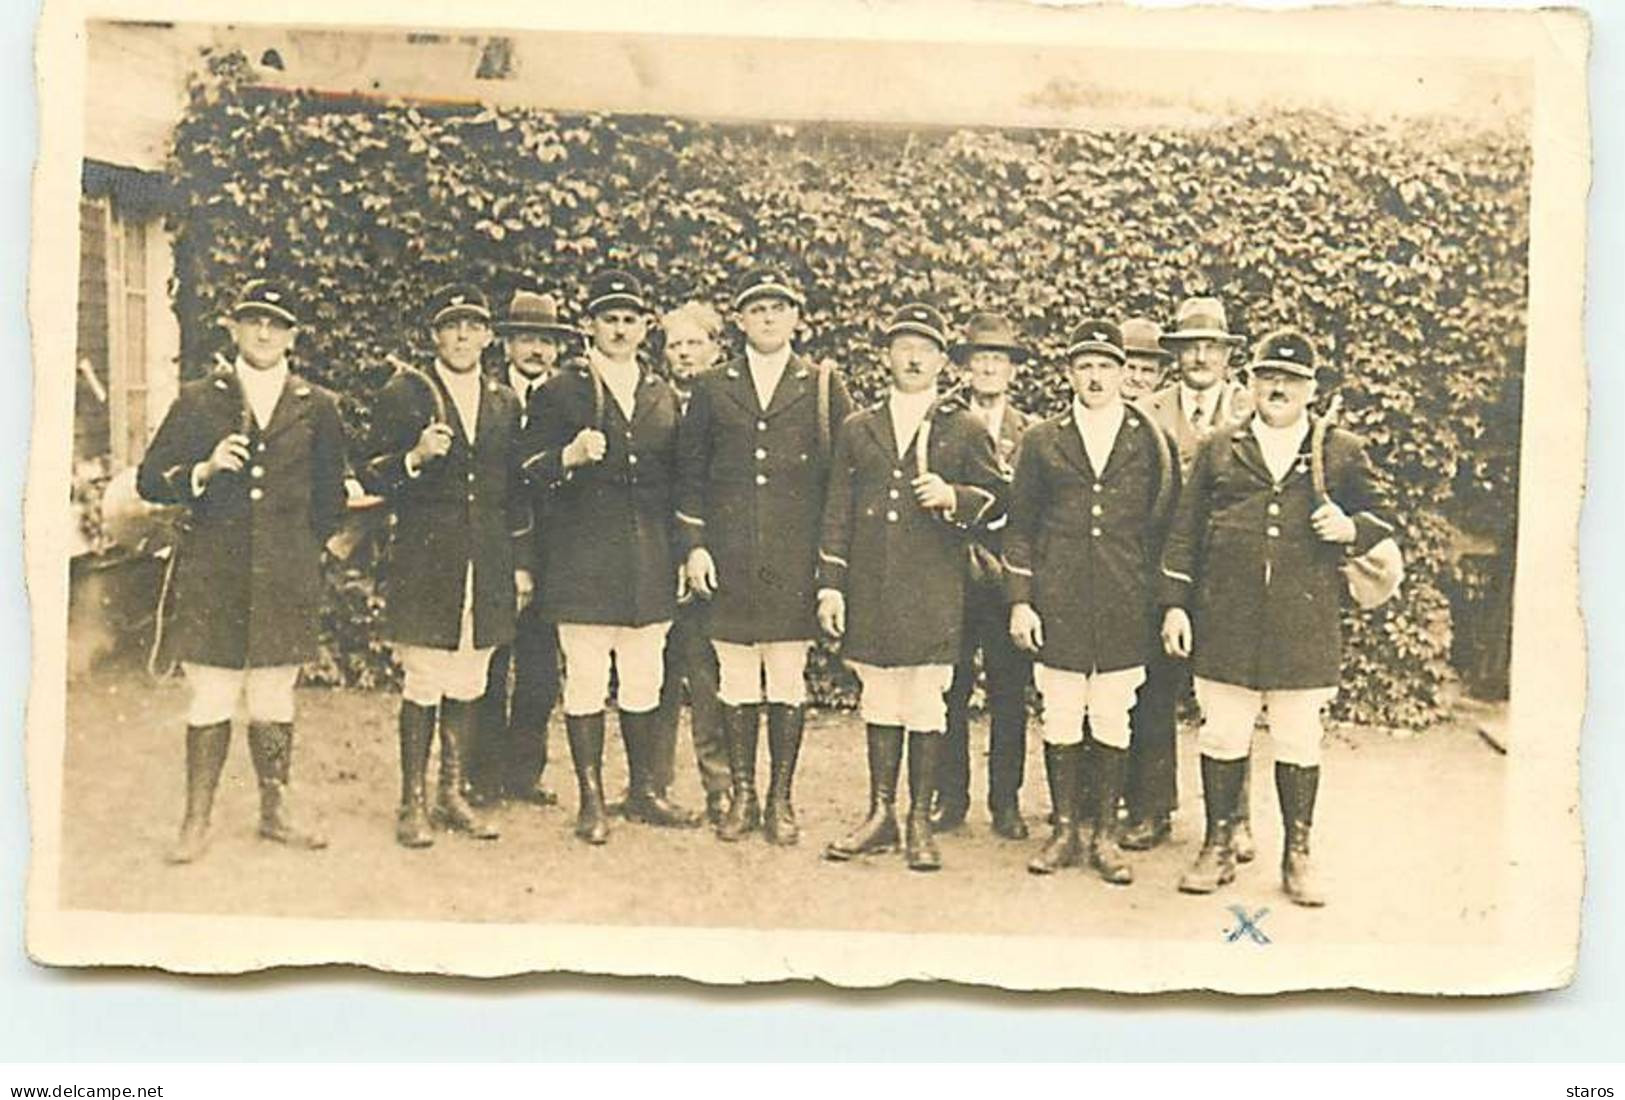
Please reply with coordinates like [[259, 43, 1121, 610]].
[[733, 265, 805, 310], [586, 268, 649, 315], [497, 289, 580, 342], [879, 302, 949, 350], [426, 283, 492, 327], [1120, 317, 1172, 361], [1249, 328, 1317, 379], [949, 312, 1031, 365], [231, 279, 299, 326], [1159, 296, 1245, 347], [1064, 318, 1127, 365]]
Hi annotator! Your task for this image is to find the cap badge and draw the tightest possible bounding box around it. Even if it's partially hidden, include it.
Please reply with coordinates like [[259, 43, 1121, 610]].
[[450, 294, 465, 306], [264, 291, 280, 302], [1281, 346, 1295, 357]]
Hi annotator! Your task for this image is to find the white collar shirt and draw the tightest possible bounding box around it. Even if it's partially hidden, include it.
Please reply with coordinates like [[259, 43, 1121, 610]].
[[1179, 383, 1220, 431], [589, 346, 641, 421], [1072, 399, 1126, 475], [1250, 414, 1311, 484], [974, 398, 1006, 443], [434, 361, 483, 442], [888, 387, 938, 459], [508, 365, 548, 413], [745, 343, 793, 411], [235, 357, 289, 430]]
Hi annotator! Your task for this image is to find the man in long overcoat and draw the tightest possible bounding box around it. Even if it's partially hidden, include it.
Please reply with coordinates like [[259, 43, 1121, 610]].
[[1004, 319, 1179, 883], [817, 302, 1005, 871], [137, 279, 346, 863], [523, 268, 698, 844], [677, 266, 853, 846], [1160, 329, 1396, 906], [361, 284, 533, 848]]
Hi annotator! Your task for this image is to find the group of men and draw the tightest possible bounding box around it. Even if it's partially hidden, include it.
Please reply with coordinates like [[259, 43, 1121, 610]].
[[136, 266, 1395, 908]]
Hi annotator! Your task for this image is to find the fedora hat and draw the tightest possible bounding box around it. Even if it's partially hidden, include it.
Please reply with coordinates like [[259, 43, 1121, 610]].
[[1064, 318, 1127, 365], [586, 268, 649, 316], [1120, 316, 1172, 361], [231, 279, 299, 326], [1159, 296, 1245, 347], [949, 312, 1031, 365], [425, 283, 491, 327], [878, 302, 949, 350], [496, 289, 580, 342], [733, 265, 805, 310], [1249, 328, 1317, 379]]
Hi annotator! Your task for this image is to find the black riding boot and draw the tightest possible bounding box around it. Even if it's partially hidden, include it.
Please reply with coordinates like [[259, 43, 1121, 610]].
[[395, 702, 435, 849], [1089, 742, 1133, 885], [1234, 755, 1256, 863], [763, 704, 804, 846], [622, 709, 702, 828], [1276, 762, 1327, 907], [566, 713, 610, 844], [824, 725, 903, 860], [1178, 755, 1245, 894], [931, 718, 971, 831], [166, 721, 232, 864], [247, 721, 327, 850], [905, 731, 943, 872], [1027, 741, 1082, 875], [716, 704, 762, 842], [436, 699, 500, 839]]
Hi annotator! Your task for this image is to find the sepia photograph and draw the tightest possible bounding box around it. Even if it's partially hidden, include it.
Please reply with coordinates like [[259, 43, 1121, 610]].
[[23, 0, 1588, 992]]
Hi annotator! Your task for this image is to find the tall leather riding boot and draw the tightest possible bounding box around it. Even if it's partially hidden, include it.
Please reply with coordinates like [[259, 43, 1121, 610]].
[[763, 704, 805, 846], [1074, 735, 1099, 850], [985, 644, 1031, 841], [1276, 762, 1327, 907], [436, 699, 500, 839], [1178, 755, 1245, 894], [1233, 755, 1256, 863], [395, 702, 436, 849], [932, 696, 972, 831], [166, 720, 232, 864], [622, 709, 702, 828], [1089, 742, 1134, 885], [905, 731, 943, 872], [566, 713, 610, 844], [824, 724, 903, 860], [247, 721, 327, 850], [716, 704, 762, 842], [1027, 741, 1082, 875]]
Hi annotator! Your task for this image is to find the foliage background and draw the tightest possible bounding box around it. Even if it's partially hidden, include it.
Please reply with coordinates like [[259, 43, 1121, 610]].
[[162, 51, 1530, 727]]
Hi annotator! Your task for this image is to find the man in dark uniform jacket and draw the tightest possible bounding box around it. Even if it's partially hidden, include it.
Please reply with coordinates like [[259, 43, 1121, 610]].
[[817, 302, 1005, 872], [1004, 319, 1179, 883], [137, 279, 346, 863], [1132, 297, 1256, 857], [474, 289, 578, 808], [677, 266, 853, 846], [1161, 329, 1396, 906], [935, 311, 1035, 840], [361, 284, 534, 848], [522, 268, 698, 844]]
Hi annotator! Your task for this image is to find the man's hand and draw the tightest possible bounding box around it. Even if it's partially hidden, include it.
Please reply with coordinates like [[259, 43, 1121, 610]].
[[514, 568, 534, 613], [686, 547, 718, 599], [408, 422, 454, 468], [1009, 602, 1045, 654], [1310, 500, 1357, 544], [911, 472, 955, 512], [1162, 607, 1193, 659], [817, 590, 846, 639], [561, 427, 607, 469], [198, 433, 252, 484]]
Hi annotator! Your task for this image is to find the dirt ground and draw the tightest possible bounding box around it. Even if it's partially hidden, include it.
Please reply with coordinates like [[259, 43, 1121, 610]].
[[55, 666, 1507, 948]]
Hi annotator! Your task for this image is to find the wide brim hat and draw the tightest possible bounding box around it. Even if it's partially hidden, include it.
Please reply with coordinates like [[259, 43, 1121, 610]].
[[496, 289, 581, 341], [586, 268, 649, 315], [733, 266, 806, 310], [426, 283, 492, 327], [1249, 328, 1318, 379], [231, 279, 299, 326], [1159, 296, 1245, 347], [949, 311, 1032, 365], [878, 302, 949, 350], [1064, 318, 1127, 365], [1120, 317, 1172, 361]]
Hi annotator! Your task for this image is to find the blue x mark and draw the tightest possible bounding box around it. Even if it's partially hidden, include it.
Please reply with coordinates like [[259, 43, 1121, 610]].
[[1224, 905, 1271, 945]]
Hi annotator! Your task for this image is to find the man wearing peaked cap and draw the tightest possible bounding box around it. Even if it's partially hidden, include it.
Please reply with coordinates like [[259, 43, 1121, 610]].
[[361, 282, 534, 848], [818, 301, 1006, 872], [1160, 327, 1397, 906], [676, 265, 852, 846], [136, 277, 348, 863], [934, 311, 1036, 841], [1120, 316, 1172, 400], [523, 265, 703, 844], [1003, 318, 1178, 883]]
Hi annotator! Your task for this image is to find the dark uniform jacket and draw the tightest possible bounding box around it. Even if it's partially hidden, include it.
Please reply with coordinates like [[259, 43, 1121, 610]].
[[523, 362, 680, 628], [1003, 403, 1179, 675], [1140, 380, 1252, 473], [817, 399, 1006, 667], [675, 352, 853, 644], [1159, 420, 1396, 691], [136, 363, 348, 668], [361, 367, 532, 650]]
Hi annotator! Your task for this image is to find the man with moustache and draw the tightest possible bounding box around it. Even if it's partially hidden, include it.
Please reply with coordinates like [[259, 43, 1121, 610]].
[[678, 268, 853, 845], [1134, 296, 1258, 859], [362, 284, 533, 848], [654, 301, 729, 825], [818, 302, 1004, 872], [524, 268, 698, 844], [1004, 319, 1177, 883], [137, 279, 346, 863], [934, 311, 1035, 841], [1161, 329, 1395, 906], [472, 289, 580, 807]]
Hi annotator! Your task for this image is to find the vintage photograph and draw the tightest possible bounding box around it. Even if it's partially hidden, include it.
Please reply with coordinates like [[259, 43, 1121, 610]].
[[24, 0, 1587, 991]]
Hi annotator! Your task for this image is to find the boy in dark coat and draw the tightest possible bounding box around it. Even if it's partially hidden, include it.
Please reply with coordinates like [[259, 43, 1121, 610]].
[[1004, 319, 1179, 883], [1160, 329, 1396, 906], [361, 284, 534, 848], [817, 303, 1005, 871], [136, 279, 346, 863], [677, 266, 853, 845]]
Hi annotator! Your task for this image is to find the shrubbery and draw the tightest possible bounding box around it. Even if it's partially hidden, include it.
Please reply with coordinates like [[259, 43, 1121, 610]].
[[164, 51, 1529, 728]]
